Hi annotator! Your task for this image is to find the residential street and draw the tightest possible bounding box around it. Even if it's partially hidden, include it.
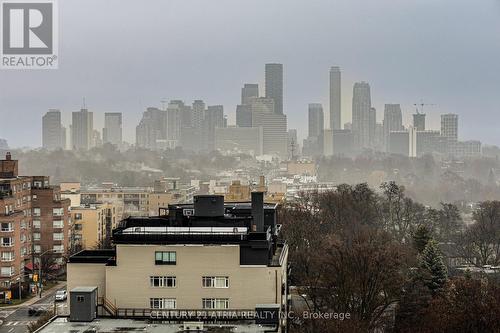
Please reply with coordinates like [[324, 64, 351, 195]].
[[0, 285, 67, 333]]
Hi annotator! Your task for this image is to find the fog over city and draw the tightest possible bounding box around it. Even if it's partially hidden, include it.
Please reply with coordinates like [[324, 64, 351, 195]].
[[2, 1, 500, 332], [1, 0, 500, 147]]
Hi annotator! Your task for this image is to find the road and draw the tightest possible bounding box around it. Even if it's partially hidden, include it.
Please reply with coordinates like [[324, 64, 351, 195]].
[[0, 286, 68, 333]]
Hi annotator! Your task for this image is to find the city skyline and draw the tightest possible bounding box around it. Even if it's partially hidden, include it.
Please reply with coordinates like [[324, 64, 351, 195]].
[[1, 0, 500, 147]]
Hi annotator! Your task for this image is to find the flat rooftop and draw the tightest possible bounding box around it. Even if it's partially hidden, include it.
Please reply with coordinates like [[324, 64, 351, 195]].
[[37, 317, 277, 333]]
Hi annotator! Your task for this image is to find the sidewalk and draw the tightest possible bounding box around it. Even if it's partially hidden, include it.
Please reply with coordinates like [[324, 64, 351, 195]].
[[0, 281, 66, 310]]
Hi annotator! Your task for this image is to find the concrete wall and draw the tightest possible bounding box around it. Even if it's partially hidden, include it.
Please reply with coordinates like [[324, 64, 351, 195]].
[[105, 244, 284, 310], [67, 263, 106, 306]]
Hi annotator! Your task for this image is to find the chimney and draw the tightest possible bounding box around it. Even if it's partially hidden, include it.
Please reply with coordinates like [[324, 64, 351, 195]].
[[251, 192, 265, 232], [0, 152, 18, 178]]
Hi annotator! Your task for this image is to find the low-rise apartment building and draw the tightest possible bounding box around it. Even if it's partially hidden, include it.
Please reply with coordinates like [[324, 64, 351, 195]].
[[0, 153, 33, 290], [31, 176, 71, 264], [0, 153, 70, 292], [67, 193, 288, 331], [70, 203, 118, 251], [81, 186, 144, 218]]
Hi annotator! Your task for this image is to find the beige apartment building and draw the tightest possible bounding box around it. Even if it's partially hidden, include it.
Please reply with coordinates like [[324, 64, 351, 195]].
[[60, 182, 82, 207], [80, 187, 141, 219], [68, 194, 288, 331], [79, 180, 195, 218], [70, 202, 118, 250]]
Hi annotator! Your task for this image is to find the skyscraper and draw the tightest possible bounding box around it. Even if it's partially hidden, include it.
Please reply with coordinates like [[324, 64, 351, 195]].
[[191, 100, 205, 129], [329, 66, 341, 130], [441, 113, 458, 142], [136, 107, 165, 150], [103, 112, 123, 146], [352, 82, 371, 150], [260, 113, 288, 158], [413, 113, 426, 131], [265, 63, 283, 115], [42, 109, 65, 150], [249, 97, 275, 126], [237, 83, 259, 127], [308, 103, 324, 139], [241, 83, 259, 105], [166, 101, 184, 146], [383, 104, 404, 150], [236, 104, 252, 127], [204, 105, 225, 151], [71, 109, 93, 150], [369, 107, 377, 147]]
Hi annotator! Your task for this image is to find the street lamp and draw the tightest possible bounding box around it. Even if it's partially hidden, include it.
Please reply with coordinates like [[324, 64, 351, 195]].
[[36, 249, 56, 298]]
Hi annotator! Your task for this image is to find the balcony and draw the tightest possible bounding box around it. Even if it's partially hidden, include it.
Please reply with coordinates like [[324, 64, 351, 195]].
[[1, 242, 14, 248], [113, 226, 254, 244]]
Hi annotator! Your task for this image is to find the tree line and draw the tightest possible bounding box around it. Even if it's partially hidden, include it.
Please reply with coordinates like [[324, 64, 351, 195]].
[[280, 182, 500, 332]]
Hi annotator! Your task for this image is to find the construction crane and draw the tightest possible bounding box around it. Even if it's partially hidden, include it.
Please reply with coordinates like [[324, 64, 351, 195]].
[[413, 101, 435, 114]]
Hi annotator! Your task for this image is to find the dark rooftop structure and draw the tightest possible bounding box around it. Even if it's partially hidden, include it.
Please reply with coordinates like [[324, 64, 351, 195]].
[[70, 194, 285, 267]]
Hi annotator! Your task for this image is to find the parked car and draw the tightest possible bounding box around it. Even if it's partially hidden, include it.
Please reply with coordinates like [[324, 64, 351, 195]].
[[55, 290, 67, 301]]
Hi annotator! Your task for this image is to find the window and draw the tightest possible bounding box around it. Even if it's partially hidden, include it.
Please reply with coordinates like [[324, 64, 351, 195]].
[[202, 298, 229, 309], [53, 245, 64, 253], [53, 220, 64, 228], [76, 296, 84, 302], [0, 267, 14, 277], [33, 208, 41, 216], [150, 298, 176, 309], [202, 276, 229, 288], [33, 233, 41, 241], [53, 208, 64, 216], [155, 251, 176, 265], [1, 252, 14, 261], [53, 233, 64, 241], [33, 220, 41, 228], [1, 223, 12, 232], [74, 213, 82, 220], [1, 238, 13, 247], [32, 194, 37, 200], [150, 276, 176, 288], [74, 224, 83, 231], [34, 245, 41, 253]]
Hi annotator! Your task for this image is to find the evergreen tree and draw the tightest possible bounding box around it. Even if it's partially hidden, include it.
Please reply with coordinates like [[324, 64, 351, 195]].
[[412, 224, 432, 253], [417, 240, 448, 294]]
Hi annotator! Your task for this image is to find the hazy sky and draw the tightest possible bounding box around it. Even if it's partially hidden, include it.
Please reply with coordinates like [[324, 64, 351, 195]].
[[1, 0, 500, 148]]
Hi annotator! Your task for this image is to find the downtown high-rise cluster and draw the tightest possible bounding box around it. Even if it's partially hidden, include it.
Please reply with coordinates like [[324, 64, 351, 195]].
[[303, 67, 481, 159], [40, 63, 481, 159]]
